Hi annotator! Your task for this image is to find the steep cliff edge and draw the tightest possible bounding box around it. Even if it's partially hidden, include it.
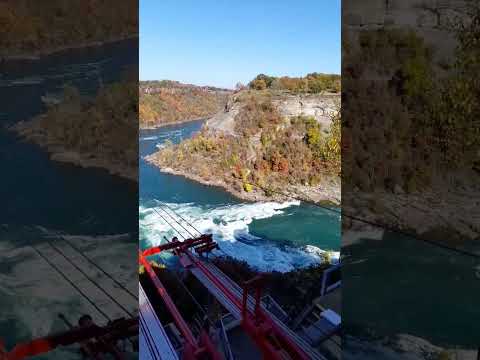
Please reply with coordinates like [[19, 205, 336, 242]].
[[206, 91, 339, 136]]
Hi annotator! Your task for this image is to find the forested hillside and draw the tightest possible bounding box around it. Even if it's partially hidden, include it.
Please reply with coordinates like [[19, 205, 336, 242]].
[[0, 0, 137, 57], [139, 81, 231, 128], [147, 86, 341, 203]]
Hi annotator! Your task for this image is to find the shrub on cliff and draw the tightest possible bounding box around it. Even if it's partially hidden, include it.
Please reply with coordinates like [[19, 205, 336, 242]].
[[243, 182, 253, 192], [249, 74, 276, 89], [250, 79, 267, 90]]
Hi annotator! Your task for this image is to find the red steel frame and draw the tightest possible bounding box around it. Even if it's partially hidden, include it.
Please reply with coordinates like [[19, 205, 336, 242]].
[[3, 317, 138, 360], [142, 236, 309, 360], [3, 234, 309, 360], [143, 234, 214, 257], [139, 250, 222, 360]]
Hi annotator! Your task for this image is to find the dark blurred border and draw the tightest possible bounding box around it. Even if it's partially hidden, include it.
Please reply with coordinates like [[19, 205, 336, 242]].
[[0, 1, 139, 358], [342, 0, 479, 358]]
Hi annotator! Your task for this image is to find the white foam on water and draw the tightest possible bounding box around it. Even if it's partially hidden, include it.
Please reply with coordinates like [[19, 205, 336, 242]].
[[140, 136, 159, 141], [0, 76, 44, 87], [140, 129, 185, 143], [139, 200, 338, 273], [304, 245, 340, 264]]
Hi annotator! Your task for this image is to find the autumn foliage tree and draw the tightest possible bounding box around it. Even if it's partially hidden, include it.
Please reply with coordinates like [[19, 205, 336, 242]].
[[248, 73, 340, 93]]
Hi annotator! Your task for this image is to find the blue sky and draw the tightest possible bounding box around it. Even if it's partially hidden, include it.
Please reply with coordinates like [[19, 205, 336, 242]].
[[140, 0, 340, 89]]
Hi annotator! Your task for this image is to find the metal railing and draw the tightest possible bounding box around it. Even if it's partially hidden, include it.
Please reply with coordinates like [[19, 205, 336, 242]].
[[320, 263, 342, 296], [217, 318, 234, 360]]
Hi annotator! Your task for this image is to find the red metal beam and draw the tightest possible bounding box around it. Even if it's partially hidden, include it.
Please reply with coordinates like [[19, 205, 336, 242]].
[[7, 339, 52, 360], [196, 331, 223, 360], [242, 279, 309, 360], [142, 235, 212, 257], [195, 242, 218, 254], [139, 251, 223, 360], [5, 318, 138, 360], [142, 236, 309, 360], [139, 251, 197, 347], [182, 250, 309, 360]]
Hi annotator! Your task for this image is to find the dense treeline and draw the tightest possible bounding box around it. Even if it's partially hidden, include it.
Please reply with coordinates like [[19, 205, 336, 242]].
[[248, 73, 341, 93], [140, 80, 229, 92], [140, 83, 229, 128], [140, 80, 182, 89], [0, 0, 137, 55], [157, 92, 340, 195]]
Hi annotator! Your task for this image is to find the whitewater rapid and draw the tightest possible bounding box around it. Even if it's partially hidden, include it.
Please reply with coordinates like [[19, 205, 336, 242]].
[[139, 200, 339, 273]]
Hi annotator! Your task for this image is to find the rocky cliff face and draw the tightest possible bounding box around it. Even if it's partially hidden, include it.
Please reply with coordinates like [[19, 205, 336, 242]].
[[343, 0, 469, 62], [206, 91, 340, 135], [344, 0, 468, 29], [273, 93, 340, 130]]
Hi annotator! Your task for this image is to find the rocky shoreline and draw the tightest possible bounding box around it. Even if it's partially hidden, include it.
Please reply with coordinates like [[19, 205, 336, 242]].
[[139, 117, 205, 130], [343, 182, 480, 243], [145, 154, 341, 206], [345, 334, 478, 360], [11, 119, 137, 182]]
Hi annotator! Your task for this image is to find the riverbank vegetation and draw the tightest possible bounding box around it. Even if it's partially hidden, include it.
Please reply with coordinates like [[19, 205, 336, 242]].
[[150, 89, 340, 201], [140, 81, 230, 128], [0, 0, 137, 57]]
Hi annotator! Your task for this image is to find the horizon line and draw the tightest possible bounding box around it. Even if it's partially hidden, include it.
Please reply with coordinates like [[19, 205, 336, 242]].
[[139, 72, 341, 90]]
